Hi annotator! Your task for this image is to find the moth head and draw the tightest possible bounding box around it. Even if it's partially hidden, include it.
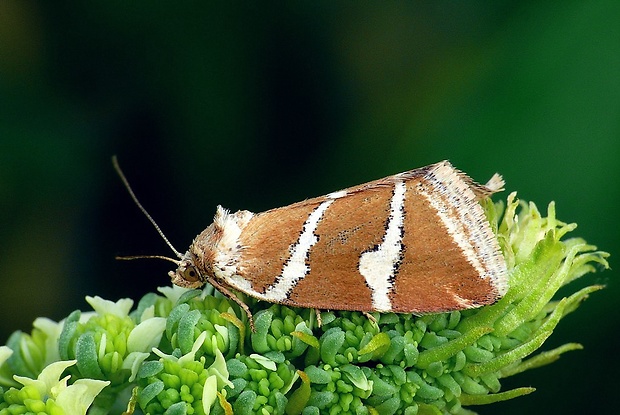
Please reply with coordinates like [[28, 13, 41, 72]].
[[184, 206, 254, 282], [168, 254, 205, 288]]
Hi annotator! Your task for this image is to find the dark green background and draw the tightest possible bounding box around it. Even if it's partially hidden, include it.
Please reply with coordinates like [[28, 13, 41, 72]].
[[1, 2, 618, 414]]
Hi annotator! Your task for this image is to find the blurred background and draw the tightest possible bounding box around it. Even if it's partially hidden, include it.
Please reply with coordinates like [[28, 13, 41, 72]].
[[1, 1, 618, 413]]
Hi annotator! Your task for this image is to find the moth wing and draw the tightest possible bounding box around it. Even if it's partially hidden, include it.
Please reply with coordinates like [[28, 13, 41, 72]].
[[228, 161, 506, 314]]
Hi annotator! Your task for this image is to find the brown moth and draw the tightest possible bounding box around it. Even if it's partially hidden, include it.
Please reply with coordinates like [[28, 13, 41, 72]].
[[114, 158, 507, 330]]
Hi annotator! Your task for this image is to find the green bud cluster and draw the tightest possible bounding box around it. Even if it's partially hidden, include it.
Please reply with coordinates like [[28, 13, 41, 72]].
[[0, 193, 609, 415], [59, 308, 135, 385], [0, 360, 109, 415]]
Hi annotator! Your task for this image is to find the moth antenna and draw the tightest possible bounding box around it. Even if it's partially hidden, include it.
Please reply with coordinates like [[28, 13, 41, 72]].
[[112, 156, 184, 259], [115, 254, 181, 265]]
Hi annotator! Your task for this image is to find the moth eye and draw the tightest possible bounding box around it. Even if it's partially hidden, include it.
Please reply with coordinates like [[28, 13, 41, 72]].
[[182, 267, 200, 283]]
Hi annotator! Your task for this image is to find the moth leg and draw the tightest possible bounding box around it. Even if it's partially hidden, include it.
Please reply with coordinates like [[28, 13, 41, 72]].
[[363, 311, 377, 324], [314, 308, 322, 328], [208, 279, 255, 332]]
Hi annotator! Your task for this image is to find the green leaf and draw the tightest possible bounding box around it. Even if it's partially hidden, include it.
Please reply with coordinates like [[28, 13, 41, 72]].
[[286, 370, 311, 415], [251, 310, 274, 354], [358, 332, 390, 360], [75, 333, 105, 379], [319, 328, 346, 367], [177, 310, 201, 355], [460, 387, 535, 405]]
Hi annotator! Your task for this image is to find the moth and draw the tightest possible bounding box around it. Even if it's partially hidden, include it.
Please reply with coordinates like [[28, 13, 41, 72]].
[[114, 158, 507, 330]]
